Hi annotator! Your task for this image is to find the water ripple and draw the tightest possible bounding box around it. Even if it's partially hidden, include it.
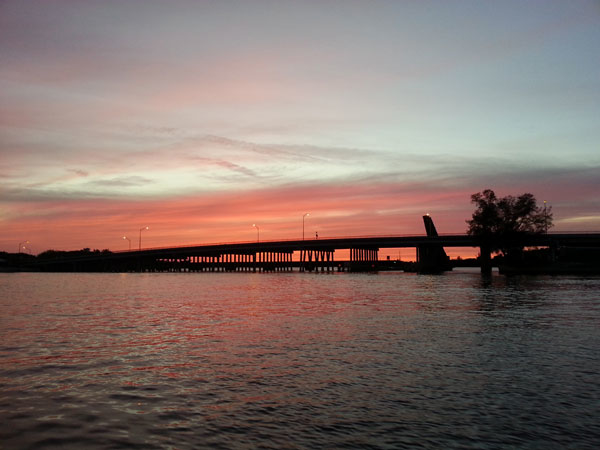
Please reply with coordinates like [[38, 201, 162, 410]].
[[1, 272, 599, 449]]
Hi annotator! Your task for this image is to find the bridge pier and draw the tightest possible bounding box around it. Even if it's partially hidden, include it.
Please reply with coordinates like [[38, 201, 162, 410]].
[[479, 245, 492, 275], [416, 244, 451, 273], [300, 249, 335, 272], [255, 251, 293, 272], [416, 215, 452, 273], [348, 247, 378, 272]]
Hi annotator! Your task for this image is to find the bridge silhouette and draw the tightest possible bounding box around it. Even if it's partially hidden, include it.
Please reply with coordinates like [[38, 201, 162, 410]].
[[23, 217, 600, 274]]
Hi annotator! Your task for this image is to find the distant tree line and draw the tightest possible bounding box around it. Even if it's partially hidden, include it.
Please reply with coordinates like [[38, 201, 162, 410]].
[[36, 248, 112, 260], [0, 248, 112, 270]]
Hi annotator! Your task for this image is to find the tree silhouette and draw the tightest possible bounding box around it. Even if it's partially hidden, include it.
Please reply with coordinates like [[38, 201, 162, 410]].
[[467, 189, 552, 256]]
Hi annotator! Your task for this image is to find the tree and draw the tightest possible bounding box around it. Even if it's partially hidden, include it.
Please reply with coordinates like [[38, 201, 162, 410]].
[[466, 189, 553, 256]]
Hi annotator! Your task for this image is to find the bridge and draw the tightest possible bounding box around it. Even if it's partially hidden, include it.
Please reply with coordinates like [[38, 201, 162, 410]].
[[22, 228, 600, 274]]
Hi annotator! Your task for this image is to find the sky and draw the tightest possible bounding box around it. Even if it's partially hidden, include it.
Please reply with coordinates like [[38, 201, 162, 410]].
[[1, 0, 599, 256]]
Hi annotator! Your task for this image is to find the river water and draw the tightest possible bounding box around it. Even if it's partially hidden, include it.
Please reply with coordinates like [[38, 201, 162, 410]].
[[1, 270, 599, 449]]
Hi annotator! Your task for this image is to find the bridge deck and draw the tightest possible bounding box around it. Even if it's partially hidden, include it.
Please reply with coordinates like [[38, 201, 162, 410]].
[[23, 233, 600, 270]]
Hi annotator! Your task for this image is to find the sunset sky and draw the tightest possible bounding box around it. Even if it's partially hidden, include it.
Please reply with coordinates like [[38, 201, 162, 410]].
[[1, 0, 599, 256]]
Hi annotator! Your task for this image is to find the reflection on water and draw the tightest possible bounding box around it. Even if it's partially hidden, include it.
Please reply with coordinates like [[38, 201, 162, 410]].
[[1, 271, 599, 449]]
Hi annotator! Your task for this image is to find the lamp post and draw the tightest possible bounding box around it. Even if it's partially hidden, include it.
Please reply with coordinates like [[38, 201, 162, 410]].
[[123, 236, 131, 251], [18, 240, 29, 254], [302, 213, 310, 241], [543, 200, 548, 234], [139, 226, 149, 251], [252, 224, 260, 243]]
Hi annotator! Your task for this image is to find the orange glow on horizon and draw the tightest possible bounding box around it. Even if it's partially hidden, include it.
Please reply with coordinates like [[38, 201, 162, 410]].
[[1, 180, 483, 256]]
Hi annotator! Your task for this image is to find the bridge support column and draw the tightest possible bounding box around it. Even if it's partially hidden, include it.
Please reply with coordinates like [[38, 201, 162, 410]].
[[480, 244, 492, 276], [349, 248, 378, 271]]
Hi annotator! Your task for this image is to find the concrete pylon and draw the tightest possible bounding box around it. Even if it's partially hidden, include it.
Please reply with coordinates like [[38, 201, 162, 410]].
[[417, 215, 452, 273]]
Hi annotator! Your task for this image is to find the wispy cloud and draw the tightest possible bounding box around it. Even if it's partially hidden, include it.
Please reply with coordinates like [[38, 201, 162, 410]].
[[68, 168, 89, 177], [188, 156, 259, 179], [89, 176, 154, 188]]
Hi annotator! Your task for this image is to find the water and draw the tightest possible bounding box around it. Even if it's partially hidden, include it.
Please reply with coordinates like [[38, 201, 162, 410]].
[[1, 271, 599, 449]]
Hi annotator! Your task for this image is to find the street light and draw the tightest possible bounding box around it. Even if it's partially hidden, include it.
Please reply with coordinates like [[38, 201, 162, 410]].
[[252, 224, 260, 242], [543, 200, 548, 234], [123, 236, 131, 251], [302, 213, 310, 240], [18, 240, 29, 254], [139, 226, 149, 251]]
